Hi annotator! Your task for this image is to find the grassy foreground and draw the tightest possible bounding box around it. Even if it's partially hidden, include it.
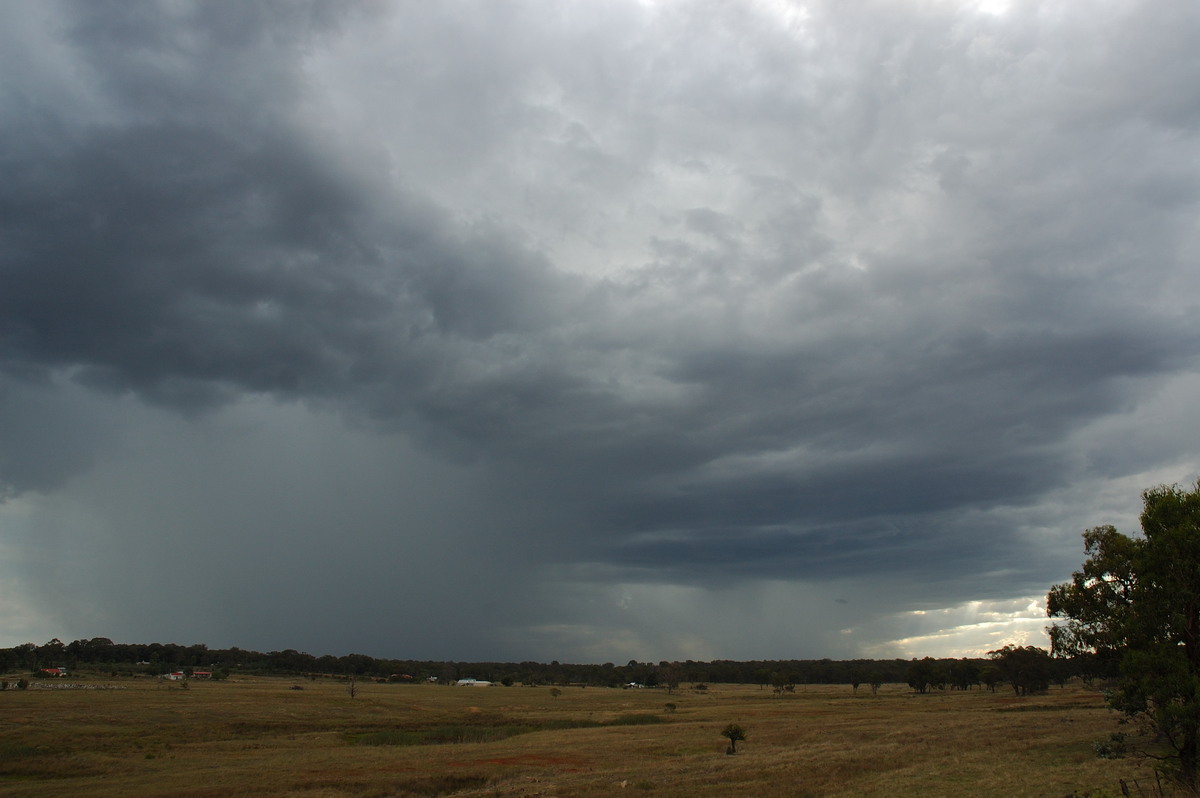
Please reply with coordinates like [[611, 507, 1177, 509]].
[[0, 675, 1160, 797]]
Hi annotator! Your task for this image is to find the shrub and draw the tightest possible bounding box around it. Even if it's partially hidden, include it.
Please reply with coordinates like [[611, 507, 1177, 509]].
[[721, 722, 747, 754], [1093, 732, 1127, 759]]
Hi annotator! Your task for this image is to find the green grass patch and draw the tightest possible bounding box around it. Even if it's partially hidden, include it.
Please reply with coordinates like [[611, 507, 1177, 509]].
[[994, 703, 1098, 713], [0, 743, 45, 761], [352, 713, 664, 746], [352, 724, 537, 746], [351, 729, 425, 746], [608, 714, 665, 726], [390, 774, 491, 796]]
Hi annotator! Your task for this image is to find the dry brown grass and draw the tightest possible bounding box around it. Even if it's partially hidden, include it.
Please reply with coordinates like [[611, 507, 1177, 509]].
[[0, 675, 1162, 797]]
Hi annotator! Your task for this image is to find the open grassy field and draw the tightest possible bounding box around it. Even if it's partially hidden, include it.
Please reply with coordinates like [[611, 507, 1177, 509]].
[[0, 674, 1165, 797]]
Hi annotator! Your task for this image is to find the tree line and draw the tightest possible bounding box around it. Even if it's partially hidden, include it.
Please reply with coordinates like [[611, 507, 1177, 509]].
[[0, 636, 1092, 693]]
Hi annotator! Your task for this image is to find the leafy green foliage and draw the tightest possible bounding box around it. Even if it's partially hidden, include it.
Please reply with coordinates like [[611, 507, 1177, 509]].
[[1047, 480, 1200, 788]]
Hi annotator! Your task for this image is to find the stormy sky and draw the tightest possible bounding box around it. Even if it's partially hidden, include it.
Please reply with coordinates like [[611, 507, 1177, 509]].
[[2, 0, 1198, 663]]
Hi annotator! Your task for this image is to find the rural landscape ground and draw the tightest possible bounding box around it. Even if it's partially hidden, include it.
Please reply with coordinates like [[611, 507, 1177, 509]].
[[0, 674, 1167, 797]]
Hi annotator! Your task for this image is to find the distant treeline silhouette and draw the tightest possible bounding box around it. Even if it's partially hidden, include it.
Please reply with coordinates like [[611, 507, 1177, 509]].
[[1, 637, 1090, 688]]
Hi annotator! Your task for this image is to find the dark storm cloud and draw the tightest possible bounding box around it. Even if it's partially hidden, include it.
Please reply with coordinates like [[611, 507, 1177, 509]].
[[2, 0, 1199, 659], [0, 1, 579, 425]]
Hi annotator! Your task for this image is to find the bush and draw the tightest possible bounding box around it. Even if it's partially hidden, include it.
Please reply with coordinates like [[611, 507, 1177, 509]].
[[1093, 732, 1127, 759]]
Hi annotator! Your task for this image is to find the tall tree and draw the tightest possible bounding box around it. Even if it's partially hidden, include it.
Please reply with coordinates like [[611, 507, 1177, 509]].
[[1047, 481, 1200, 788]]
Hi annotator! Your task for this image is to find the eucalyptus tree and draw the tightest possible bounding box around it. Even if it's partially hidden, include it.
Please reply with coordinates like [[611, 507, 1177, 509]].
[[1048, 481, 1200, 788]]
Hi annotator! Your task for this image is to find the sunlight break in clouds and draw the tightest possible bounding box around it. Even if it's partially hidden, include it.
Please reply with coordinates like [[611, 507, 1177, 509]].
[[860, 599, 1051, 659]]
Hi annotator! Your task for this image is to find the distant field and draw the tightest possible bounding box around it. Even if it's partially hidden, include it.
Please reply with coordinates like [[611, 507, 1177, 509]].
[[0, 675, 1162, 797]]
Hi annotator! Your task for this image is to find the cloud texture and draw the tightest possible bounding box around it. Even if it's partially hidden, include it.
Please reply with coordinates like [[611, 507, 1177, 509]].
[[1, 0, 1198, 661]]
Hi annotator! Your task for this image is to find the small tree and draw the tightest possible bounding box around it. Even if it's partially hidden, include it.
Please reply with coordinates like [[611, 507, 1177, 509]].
[[549, 687, 561, 699], [721, 723, 747, 754], [906, 658, 939, 694], [659, 662, 683, 694], [987, 645, 1051, 696], [978, 664, 1003, 693], [948, 660, 979, 691], [770, 671, 794, 696]]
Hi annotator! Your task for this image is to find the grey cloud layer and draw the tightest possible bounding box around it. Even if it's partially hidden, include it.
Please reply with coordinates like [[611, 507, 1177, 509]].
[[1, 0, 1198, 658]]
